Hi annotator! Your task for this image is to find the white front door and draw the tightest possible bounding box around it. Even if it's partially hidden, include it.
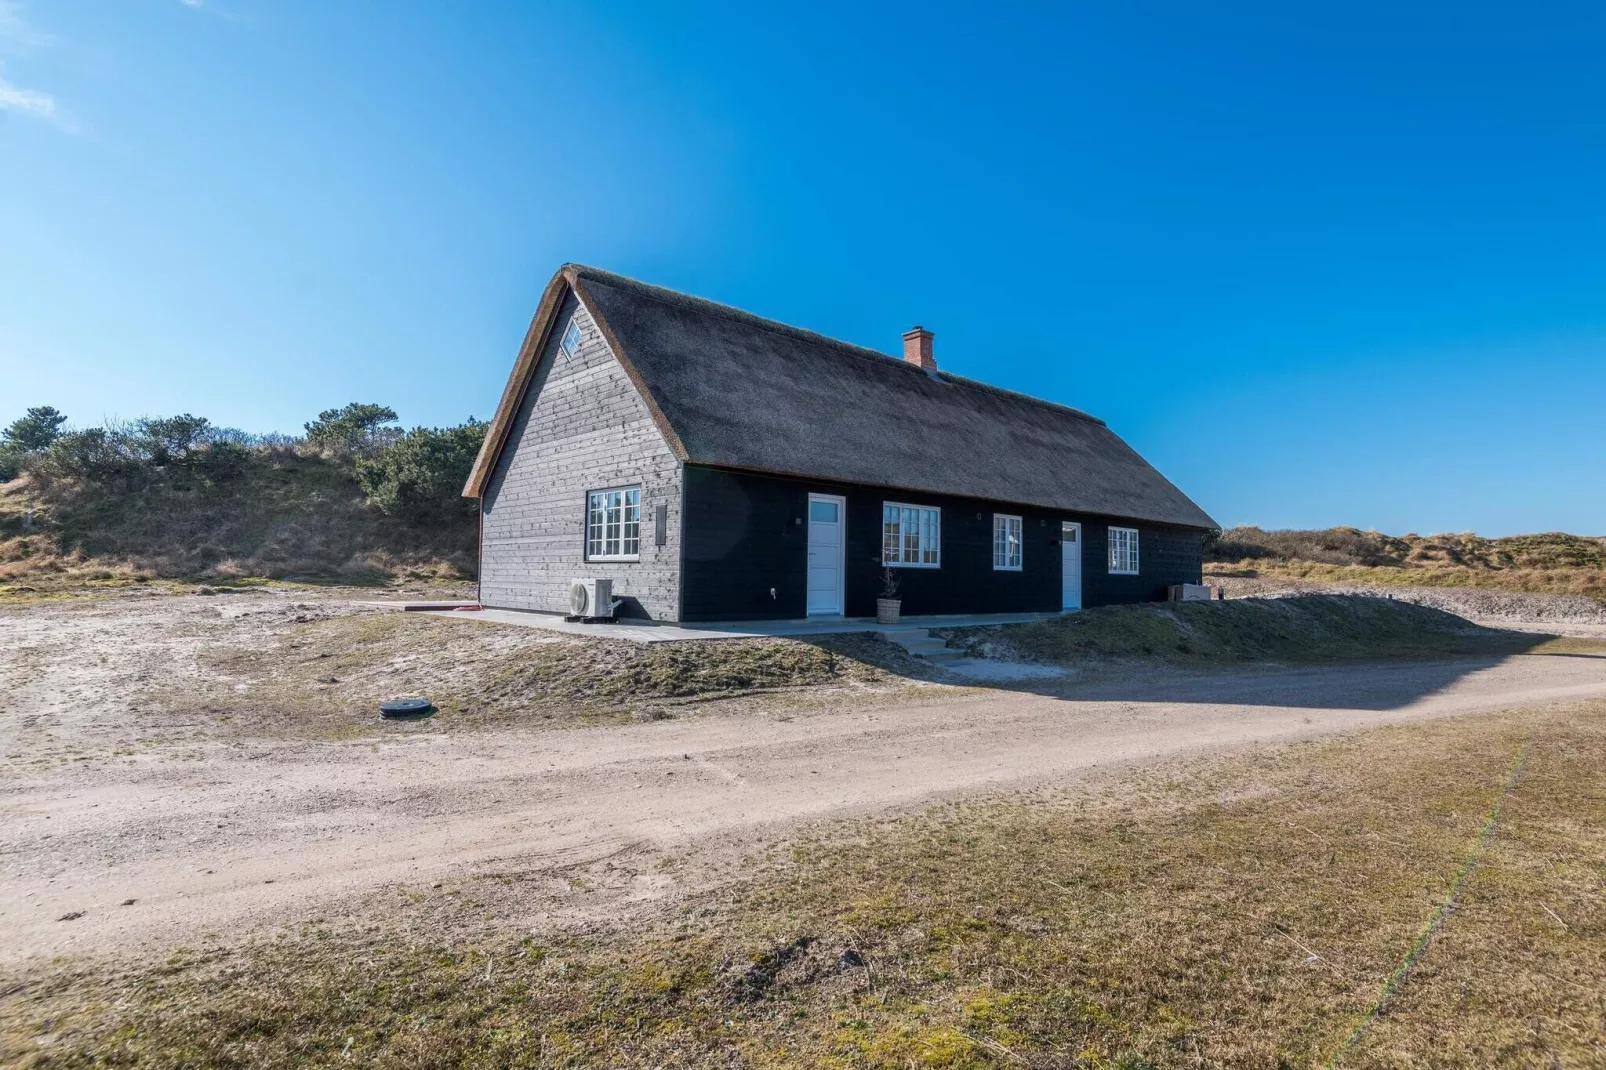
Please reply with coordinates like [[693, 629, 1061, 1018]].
[[1061, 521, 1082, 609], [806, 494, 845, 616]]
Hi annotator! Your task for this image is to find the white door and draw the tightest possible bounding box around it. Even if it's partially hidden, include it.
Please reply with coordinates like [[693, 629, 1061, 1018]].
[[807, 494, 845, 616], [1061, 521, 1082, 610]]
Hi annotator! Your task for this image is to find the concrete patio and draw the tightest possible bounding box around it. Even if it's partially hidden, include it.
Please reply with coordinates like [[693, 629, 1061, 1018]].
[[361, 603, 1069, 644]]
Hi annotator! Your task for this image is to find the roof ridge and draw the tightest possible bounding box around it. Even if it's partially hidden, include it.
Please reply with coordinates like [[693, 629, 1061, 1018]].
[[566, 263, 906, 367], [936, 372, 1107, 427], [565, 263, 1105, 427]]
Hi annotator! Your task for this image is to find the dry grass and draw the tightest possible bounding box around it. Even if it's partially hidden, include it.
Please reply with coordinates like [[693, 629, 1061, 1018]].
[[149, 610, 942, 739], [145, 598, 1605, 743], [0, 455, 473, 601], [941, 594, 1568, 668], [1207, 559, 1606, 602], [5, 702, 1602, 1067], [1208, 528, 1606, 602]]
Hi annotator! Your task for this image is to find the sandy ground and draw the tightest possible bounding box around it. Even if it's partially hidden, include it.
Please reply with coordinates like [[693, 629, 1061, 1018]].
[[5, 592, 1606, 970]]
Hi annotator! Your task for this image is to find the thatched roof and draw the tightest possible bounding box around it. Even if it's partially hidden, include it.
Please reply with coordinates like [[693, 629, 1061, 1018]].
[[465, 265, 1217, 531]]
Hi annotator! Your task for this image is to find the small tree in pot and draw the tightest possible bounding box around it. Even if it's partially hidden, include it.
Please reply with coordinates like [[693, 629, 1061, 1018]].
[[876, 566, 901, 624]]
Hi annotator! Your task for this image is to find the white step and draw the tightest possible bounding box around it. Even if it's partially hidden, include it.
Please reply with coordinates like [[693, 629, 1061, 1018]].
[[885, 629, 963, 662]]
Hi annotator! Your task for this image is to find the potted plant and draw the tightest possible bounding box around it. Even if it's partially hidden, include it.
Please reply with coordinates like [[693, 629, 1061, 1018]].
[[876, 566, 902, 624]]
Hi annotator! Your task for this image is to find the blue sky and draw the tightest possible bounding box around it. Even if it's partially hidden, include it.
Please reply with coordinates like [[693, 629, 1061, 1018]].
[[2, 1, 1602, 536]]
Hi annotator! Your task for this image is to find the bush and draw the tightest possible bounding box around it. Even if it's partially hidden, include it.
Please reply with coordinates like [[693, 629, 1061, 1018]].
[[43, 427, 142, 484], [191, 440, 252, 481], [210, 427, 301, 448], [1, 405, 70, 481], [35, 416, 256, 488], [132, 414, 213, 466], [355, 420, 486, 523], [305, 403, 401, 456], [1208, 526, 1410, 566], [2, 406, 67, 453]]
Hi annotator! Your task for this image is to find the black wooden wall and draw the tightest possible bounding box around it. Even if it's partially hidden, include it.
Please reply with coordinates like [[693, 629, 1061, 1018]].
[[680, 465, 1205, 622]]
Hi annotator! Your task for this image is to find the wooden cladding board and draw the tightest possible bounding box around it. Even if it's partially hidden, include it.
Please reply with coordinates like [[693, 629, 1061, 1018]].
[[477, 293, 683, 620], [679, 465, 1204, 622]]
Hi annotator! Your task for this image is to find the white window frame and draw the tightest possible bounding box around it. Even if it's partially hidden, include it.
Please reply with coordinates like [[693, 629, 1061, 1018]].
[[882, 502, 941, 568], [1108, 526, 1140, 575], [585, 485, 641, 562], [992, 514, 1023, 571], [560, 318, 583, 358]]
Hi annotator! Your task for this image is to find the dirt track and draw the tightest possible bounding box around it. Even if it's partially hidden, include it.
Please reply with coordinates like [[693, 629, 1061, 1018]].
[[6, 594, 1606, 968]]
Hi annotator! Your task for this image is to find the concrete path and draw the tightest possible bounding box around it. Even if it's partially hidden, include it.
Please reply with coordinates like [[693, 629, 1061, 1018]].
[[413, 605, 1068, 643]]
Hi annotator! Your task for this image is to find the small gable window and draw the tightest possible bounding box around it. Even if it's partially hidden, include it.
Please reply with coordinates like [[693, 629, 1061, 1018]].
[[993, 514, 1023, 571], [560, 319, 583, 358], [586, 486, 641, 561], [1108, 526, 1139, 575], [883, 502, 940, 567]]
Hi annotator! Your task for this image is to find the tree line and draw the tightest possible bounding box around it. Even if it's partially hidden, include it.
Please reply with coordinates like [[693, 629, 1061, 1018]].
[[1, 403, 486, 525]]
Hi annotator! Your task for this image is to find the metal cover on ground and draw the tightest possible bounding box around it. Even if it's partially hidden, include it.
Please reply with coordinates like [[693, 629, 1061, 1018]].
[[379, 698, 434, 718]]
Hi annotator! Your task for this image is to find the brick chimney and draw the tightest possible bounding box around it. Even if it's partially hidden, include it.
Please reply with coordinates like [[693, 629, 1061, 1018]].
[[902, 326, 935, 371]]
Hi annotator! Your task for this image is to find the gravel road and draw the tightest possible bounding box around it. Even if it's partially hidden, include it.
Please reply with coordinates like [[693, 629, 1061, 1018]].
[[5, 593, 1606, 968]]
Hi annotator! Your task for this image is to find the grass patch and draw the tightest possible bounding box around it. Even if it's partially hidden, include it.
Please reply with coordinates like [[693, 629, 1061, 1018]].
[[1523, 635, 1606, 657], [0, 452, 472, 599], [5, 703, 1602, 1067], [1207, 559, 1606, 602], [942, 594, 1555, 667], [154, 611, 939, 738]]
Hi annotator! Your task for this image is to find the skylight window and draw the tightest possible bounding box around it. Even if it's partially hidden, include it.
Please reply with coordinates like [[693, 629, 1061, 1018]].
[[560, 319, 583, 358]]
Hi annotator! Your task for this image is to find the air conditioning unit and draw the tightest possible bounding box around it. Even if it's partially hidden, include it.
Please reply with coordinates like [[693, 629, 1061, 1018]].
[[568, 577, 616, 620]]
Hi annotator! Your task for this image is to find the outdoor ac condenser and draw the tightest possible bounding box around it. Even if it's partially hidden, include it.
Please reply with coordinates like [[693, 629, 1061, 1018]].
[[569, 577, 615, 619]]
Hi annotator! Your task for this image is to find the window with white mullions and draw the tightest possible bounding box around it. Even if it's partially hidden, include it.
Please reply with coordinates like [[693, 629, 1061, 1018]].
[[1108, 526, 1139, 575], [883, 502, 940, 567], [560, 318, 583, 358], [586, 486, 641, 560], [992, 514, 1023, 570]]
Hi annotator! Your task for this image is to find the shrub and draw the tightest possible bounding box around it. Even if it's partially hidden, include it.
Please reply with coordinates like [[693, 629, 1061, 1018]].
[[132, 414, 213, 466], [35, 416, 254, 487], [43, 427, 142, 484], [355, 420, 485, 523], [1, 405, 70, 481], [304, 403, 401, 456], [190, 440, 251, 481], [1208, 526, 1410, 566], [210, 427, 301, 448], [2, 406, 68, 453]]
